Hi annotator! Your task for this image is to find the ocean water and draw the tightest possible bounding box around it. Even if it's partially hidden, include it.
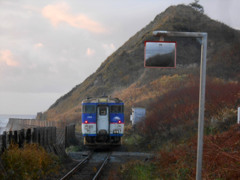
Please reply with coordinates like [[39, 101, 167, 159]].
[[0, 114, 36, 134]]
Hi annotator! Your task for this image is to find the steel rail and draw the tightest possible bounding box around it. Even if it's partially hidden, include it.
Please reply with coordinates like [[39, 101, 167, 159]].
[[92, 152, 112, 180], [60, 151, 93, 180]]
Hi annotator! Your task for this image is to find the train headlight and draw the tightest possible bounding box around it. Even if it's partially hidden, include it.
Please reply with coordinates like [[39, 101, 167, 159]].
[[118, 120, 121, 124], [84, 120, 88, 124]]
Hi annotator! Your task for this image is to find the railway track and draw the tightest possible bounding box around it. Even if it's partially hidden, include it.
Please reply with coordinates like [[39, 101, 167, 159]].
[[60, 151, 112, 180]]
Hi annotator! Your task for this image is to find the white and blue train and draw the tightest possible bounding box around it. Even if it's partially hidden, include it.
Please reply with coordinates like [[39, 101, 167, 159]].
[[82, 96, 124, 145]]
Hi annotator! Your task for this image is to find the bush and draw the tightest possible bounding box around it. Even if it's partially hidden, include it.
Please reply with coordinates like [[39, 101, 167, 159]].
[[120, 125, 240, 179], [140, 78, 240, 144], [1, 143, 59, 180], [155, 124, 240, 179]]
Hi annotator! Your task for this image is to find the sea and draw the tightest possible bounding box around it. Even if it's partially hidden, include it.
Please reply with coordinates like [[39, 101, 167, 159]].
[[0, 114, 36, 134]]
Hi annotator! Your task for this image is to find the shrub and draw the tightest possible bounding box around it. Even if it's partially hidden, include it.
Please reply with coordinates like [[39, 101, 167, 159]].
[[141, 78, 240, 143], [1, 143, 59, 180], [155, 124, 240, 179]]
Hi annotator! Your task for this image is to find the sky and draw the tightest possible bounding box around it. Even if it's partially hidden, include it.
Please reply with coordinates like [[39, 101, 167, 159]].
[[0, 0, 239, 115]]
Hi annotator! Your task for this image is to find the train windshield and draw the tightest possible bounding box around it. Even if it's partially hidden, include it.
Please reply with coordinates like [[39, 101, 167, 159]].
[[110, 105, 123, 113], [83, 105, 96, 113], [99, 106, 107, 116]]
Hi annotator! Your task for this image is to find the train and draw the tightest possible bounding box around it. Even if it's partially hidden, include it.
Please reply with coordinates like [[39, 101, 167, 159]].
[[82, 96, 124, 145]]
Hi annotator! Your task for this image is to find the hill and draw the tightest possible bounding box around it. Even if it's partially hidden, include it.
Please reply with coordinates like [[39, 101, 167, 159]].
[[44, 4, 240, 122]]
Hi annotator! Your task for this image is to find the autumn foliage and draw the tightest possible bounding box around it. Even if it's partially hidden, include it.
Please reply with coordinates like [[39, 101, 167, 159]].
[[156, 124, 240, 179], [113, 74, 193, 124], [0, 144, 59, 180], [118, 125, 240, 179], [113, 75, 240, 178], [122, 77, 240, 178], [139, 77, 239, 141]]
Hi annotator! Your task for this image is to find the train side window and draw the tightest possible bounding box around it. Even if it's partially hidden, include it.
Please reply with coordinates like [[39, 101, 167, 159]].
[[110, 105, 123, 113], [83, 105, 96, 113]]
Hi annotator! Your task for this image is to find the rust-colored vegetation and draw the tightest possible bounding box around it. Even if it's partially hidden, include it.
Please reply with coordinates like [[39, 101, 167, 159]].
[[120, 77, 240, 178], [115, 125, 240, 179], [113, 74, 192, 123], [138, 77, 239, 143], [156, 125, 240, 179], [0, 144, 59, 180], [118, 77, 240, 179]]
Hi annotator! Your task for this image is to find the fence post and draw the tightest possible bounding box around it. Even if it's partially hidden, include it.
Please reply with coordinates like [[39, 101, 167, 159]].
[[53, 127, 56, 144], [32, 128, 38, 143], [18, 129, 25, 148], [13, 130, 18, 144], [40, 128, 44, 146], [38, 128, 41, 145], [46, 127, 49, 145], [8, 131, 13, 145], [43, 127, 46, 146], [26, 129, 31, 144], [48, 127, 52, 145], [2, 132, 7, 153]]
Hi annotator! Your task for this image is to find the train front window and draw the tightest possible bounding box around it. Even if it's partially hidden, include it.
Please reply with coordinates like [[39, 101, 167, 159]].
[[83, 105, 96, 113], [110, 105, 123, 113], [99, 106, 107, 116]]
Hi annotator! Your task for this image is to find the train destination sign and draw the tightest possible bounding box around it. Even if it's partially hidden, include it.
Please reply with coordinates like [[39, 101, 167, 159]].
[[144, 41, 176, 68]]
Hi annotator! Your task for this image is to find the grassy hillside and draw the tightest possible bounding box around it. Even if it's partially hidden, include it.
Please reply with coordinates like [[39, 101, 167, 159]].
[[44, 4, 240, 122]]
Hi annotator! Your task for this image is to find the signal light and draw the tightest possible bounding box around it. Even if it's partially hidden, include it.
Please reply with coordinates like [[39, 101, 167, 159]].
[[84, 120, 88, 124]]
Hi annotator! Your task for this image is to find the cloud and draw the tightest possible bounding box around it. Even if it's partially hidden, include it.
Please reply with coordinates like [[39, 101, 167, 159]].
[[23, 5, 40, 13], [0, 49, 19, 67], [42, 2, 107, 33], [34, 43, 43, 48], [86, 48, 95, 57], [102, 43, 116, 56]]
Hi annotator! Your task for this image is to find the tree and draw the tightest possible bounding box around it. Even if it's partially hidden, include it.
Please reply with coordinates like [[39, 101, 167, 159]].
[[189, 0, 204, 13]]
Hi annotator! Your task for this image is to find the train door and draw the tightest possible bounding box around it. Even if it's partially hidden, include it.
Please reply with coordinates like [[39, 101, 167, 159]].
[[97, 106, 109, 135]]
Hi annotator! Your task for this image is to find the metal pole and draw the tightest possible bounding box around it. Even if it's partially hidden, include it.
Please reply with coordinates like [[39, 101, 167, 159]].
[[237, 107, 240, 124], [196, 33, 207, 180], [152, 31, 208, 179]]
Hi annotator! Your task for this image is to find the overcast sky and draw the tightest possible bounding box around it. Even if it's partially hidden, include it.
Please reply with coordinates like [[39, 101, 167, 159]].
[[0, 0, 239, 115]]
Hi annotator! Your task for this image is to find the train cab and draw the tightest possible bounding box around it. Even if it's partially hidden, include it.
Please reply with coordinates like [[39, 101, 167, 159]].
[[82, 97, 124, 145]]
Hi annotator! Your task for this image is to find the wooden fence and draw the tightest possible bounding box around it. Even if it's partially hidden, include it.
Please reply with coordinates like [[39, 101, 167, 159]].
[[65, 123, 77, 148], [0, 119, 78, 155], [1, 127, 55, 150]]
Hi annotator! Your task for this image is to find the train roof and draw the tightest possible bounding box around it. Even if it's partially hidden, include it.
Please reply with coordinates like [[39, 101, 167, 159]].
[[82, 96, 123, 103]]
